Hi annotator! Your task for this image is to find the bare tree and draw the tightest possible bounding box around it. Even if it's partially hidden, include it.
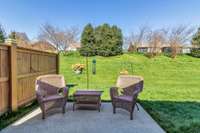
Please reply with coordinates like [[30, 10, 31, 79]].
[[125, 33, 137, 52], [38, 23, 80, 51], [167, 25, 194, 58], [126, 26, 150, 52], [15, 32, 31, 47], [145, 25, 194, 58], [127, 27, 168, 57], [148, 29, 167, 56], [63, 26, 80, 50], [38, 23, 62, 50]]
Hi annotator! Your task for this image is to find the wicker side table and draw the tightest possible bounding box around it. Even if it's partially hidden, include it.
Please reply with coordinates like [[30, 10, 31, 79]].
[[73, 90, 103, 112]]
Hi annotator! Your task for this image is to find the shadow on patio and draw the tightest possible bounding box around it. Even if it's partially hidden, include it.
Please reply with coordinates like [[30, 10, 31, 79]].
[[1, 103, 165, 133]]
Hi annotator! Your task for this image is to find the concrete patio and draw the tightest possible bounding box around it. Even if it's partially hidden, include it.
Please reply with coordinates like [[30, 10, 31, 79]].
[[1, 103, 165, 133]]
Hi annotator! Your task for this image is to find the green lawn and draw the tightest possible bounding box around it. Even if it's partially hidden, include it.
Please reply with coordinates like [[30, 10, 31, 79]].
[[60, 52, 200, 133]]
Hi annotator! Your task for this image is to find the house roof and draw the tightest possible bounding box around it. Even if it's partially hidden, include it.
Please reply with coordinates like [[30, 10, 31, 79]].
[[5, 38, 32, 48], [135, 44, 193, 49], [31, 41, 57, 52], [66, 42, 81, 50]]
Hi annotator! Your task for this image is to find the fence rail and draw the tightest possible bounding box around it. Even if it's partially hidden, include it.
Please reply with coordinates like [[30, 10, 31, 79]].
[[0, 43, 59, 115]]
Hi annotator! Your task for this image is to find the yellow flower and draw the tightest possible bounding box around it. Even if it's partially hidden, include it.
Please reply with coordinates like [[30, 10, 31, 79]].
[[72, 63, 85, 71], [120, 69, 129, 75]]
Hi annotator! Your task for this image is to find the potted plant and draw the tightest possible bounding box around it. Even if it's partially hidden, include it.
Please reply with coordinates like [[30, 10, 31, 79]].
[[72, 63, 85, 74]]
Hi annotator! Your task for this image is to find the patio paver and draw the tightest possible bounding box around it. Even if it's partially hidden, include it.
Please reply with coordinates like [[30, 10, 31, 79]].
[[1, 103, 165, 133]]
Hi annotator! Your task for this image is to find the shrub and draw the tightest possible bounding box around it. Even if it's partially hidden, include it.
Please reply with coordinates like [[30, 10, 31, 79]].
[[145, 52, 158, 58], [62, 51, 80, 57], [190, 48, 200, 58]]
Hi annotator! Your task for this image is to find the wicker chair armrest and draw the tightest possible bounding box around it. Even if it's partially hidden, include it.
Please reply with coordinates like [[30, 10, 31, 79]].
[[121, 87, 132, 96], [57, 87, 69, 98], [59, 86, 69, 98], [133, 88, 142, 97], [42, 94, 66, 102], [110, 87, 119, 99]]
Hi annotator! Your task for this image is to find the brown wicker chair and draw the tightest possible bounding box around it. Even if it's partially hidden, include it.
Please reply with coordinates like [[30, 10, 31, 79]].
[[35, 74, 69, 119], [110, 75, 143, 120]]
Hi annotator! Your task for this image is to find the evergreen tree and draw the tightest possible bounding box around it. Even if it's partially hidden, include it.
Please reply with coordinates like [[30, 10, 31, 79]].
[[9, 31, 16, 40], [95, 24, 111, 56], [79, 24, 96, 56], [111, 25, 123, 55], [192, 28, 200, 47], [95, 24, 123, 56], [0, 25, 5, 43], [191, 28, 200, 57], [80, 23, 123, 56]]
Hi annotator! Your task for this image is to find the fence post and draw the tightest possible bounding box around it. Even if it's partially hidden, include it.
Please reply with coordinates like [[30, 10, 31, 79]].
[[9, 40, 18, 111], [56, 52, 60, 74]]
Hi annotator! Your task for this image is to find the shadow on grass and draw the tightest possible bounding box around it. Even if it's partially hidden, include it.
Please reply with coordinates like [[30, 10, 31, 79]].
[[140, 100, 200, 133]]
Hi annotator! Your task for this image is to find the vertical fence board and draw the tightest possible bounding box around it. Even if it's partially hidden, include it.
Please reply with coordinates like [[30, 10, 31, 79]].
[[0, 45, 10, 114], [10, 44, 18, 111]]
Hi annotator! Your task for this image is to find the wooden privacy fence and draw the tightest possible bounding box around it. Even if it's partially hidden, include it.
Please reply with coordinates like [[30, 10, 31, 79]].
[[0, 43, 59, 114]]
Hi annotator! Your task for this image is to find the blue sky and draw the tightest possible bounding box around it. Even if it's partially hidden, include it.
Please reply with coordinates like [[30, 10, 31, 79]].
[[0, 0, 200, 40]]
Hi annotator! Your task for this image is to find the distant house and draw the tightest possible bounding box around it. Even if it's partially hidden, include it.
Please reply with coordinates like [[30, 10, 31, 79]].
[[32, 41, 57, 52], [181, 47, 192, 54], [15, 32, 30, 42], [162, 46, 192, 54], [131, 44, 193, 54], [162, 46, 172, 53], [136, 45, 162, 53], [7, 32, 32, 48], [65, 42, 81, 51], [137, 45, 149, 53]]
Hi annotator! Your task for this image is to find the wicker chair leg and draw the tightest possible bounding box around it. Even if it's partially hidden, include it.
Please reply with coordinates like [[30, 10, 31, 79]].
[[62, 106, 66, 114], [113, 106, 116, 114], [73, 103, 75, 111], [98, 104, 101, 112], [42, 110, 46, 119], [130, 111, 133, 120], [41, 105, 46, 119], [136, 103, 139, 111]]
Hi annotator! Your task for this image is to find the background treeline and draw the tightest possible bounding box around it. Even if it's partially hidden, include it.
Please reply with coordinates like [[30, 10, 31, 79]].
[[0, 23, 200, 58]]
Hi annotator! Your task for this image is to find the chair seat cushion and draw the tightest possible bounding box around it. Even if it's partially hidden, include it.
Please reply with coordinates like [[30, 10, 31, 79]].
[[114, 95, 132, 102], [43, 94, 65, 102]]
